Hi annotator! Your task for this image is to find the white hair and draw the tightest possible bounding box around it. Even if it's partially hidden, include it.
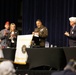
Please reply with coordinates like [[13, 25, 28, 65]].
[[0, 60, 16, 75], [69, 17, 76, 23]]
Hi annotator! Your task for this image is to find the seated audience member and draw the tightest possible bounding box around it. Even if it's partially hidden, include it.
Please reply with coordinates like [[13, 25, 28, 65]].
[[0, 60, 16, 75], [32, 19, 48, 48], [0, 21, 10, 48], [9, 23, 19, 48], [51, 59, 76, 75]]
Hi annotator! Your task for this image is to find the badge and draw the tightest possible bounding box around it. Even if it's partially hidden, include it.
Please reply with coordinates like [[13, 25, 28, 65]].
[[40, 29, 44, 32]]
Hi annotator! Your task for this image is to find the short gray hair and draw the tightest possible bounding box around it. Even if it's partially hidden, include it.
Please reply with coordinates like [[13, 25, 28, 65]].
[[69, 17, 76, 23], [0, 60, 16, 75]]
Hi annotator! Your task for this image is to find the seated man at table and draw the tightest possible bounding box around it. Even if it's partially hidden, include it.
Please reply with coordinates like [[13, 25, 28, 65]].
[[32, 19, 48, 48], [0, 60, 16, 75], [51, 59, 76, 75]]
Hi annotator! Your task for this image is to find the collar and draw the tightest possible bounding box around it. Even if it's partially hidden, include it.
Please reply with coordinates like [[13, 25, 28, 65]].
[[72, 25, 76, 29], [39, 25, 44, 29]]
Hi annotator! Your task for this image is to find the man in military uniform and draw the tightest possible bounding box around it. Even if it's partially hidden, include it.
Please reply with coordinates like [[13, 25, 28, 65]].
[[32, 19, 48, 48]]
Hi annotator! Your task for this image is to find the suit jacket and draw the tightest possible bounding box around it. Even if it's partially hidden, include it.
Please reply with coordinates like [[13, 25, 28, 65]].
[[67, 25, 76, 47], [0, 29, 10, 47], [51, 69, 76, 75], [33, 25, 48, 47]]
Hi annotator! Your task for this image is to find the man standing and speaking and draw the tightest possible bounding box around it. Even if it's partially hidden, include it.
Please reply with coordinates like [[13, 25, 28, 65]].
[[64, 17, 76, 47], [32, 19, 48, 48]]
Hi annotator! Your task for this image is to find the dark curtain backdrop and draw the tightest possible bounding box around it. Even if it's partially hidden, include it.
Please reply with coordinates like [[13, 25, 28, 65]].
[[23, 0, 76, 47], [0, 0, 19, 30]]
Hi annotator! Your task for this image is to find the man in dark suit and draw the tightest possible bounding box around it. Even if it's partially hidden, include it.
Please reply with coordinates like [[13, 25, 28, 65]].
[[51, 59, 76, 75], [32, 19, 48, 47], [64, 17, 76, 47]]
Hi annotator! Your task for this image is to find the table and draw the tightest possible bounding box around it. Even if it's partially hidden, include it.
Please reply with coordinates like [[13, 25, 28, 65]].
[[2, 48, 16, 61], [2, 47, 76, 70], [26, 48, 66, 70]]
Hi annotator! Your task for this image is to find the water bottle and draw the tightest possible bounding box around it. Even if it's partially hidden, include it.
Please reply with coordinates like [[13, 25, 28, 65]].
[[50, 44, 53, 48], [54, 45, 57, 47], [25, 74, 28, 75], [45, 41, 49, 48]]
